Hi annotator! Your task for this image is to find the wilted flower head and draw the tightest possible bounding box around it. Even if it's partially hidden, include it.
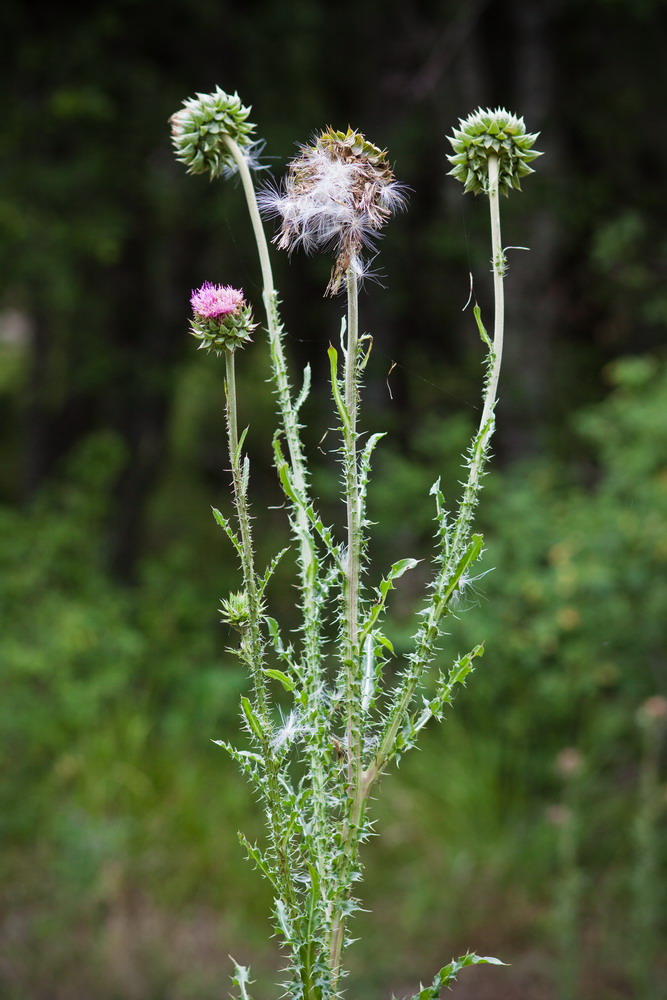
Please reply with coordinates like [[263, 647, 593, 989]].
[[189, 282, 257, 355], [170, 87, 257, 180], [447, 108, 542, 196], [260, 126, 406, 295]]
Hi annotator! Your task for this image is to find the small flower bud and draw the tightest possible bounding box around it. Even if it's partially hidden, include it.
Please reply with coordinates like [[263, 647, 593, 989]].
[[169, 87, 256, 180], [189, 282, 257, 355], [220, 590, 250, 629], [447, 108, 542, 196]]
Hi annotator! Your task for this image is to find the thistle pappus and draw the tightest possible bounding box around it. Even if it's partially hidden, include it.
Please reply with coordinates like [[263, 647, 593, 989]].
[[259, 126, 406, 294]]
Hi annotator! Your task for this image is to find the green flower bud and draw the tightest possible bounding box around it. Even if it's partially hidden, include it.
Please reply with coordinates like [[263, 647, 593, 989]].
[[447, 108, 542, 196], [220, 590, 250, 629], [169, 87, 256, 180]]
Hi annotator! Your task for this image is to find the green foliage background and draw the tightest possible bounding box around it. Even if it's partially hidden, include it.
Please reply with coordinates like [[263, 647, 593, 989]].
[[1, 1, 667, 998]]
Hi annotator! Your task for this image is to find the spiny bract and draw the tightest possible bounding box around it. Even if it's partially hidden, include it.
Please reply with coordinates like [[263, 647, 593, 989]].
[[447, 108, 542, 196], [170, 87, 256, 180], [189, 283, 257, 355]]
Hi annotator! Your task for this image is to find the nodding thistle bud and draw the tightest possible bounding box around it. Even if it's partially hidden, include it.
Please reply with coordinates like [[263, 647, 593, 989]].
[[189, 283, 257, 355], [447, 108, 542, 196], [259, 126, 406, 295], [169, 87, 256, 180], [219, 590, 250, 629]]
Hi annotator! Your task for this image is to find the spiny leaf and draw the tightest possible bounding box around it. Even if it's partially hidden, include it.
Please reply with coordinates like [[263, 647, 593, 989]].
[[230, 957, 255, 1000], [473, 303, 492, 350], [263, 668, 296, 693], [360, 557, 420, 642], [212, 506, 243, 560], [259, 547, 289, 597], [395, 953, 505, 1000], [273, 435, 341, 561], [234, 425, 249, 465], [240, 696, 266, 742], [238, 832, 280, 890], [212, 740, 264, 786], [295, 363, 312, 415], [328, 344, 351, 433]]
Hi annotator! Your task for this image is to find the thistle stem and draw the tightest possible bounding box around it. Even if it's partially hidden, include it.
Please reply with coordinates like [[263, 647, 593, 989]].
[[222, 137, 310, 488], [344, 267, 361, 779], [224, 347, 297, 911], [223, 136, 275, 299], [222, 137, 319, 653], [329, 268, 365, 986], [368, 153, 506, 791], [450, 151, 504, 561], [224, 349, 266, 717], [223, 135, 329, 967]]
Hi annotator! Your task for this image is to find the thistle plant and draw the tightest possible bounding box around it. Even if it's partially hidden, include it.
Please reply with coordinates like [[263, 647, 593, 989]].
[[171, 93, 541, 999]]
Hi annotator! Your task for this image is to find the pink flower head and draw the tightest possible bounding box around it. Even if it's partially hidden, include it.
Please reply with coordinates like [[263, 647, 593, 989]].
[[190, 282, 245, 319]]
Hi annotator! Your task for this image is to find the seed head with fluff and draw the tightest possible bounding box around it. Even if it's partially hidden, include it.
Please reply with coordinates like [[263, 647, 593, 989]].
[[259, 127, 406, 295]]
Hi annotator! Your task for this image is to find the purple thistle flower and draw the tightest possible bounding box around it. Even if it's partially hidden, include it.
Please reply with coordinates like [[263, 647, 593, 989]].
[[191, 282, 245, 319], [188, 282, 257, 356]]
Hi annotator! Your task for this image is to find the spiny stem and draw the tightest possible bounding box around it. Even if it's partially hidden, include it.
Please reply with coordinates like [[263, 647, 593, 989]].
[[222, 136, 319, 650], [224, 348, 266, 715], [344, 267, 361, 782], [450, 151, 504, 562], [223, 136, 310, 493], [223, 135, 329, 932], [224, 348, 297, 910], [368, 154, 506, 792], [329, 268, 365, 986]]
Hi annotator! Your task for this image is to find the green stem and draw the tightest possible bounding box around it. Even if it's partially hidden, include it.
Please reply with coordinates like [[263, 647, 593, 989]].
[[223, 136, 275, 299], [344, 268, 361, 782], [222, 139, 322, 673], [224, 349, 266, 716], [368, 154, 506, 793], [222, 137, 320, 670], [222, 136, 308, 492], [450, 151, 504, 562], [329, 269, 365, 986], [224, 347, 297, 911], [223, 135, 329, 962]]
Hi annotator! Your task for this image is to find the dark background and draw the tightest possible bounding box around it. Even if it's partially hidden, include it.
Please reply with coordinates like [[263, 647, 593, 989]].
[[1, 2, 666, 998]]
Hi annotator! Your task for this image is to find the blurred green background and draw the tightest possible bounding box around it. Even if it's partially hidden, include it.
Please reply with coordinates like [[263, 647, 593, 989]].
[[1, 1, 666, 997]]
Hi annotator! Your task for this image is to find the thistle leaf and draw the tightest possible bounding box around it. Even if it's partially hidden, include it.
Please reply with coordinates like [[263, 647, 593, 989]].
[[212, 506, 243, 560], [240, 696, 266, 742], [473, 303, 492, 350], [328, 344, 351, 433], [263, 668, 296, 693], [396, 953, 505, 1000], [238, 831, 280, 890], [230, 957, 255, 1000], [258, 547, 289, 598], [295, 363, 312, 415], [360, 557, 420, 643]]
